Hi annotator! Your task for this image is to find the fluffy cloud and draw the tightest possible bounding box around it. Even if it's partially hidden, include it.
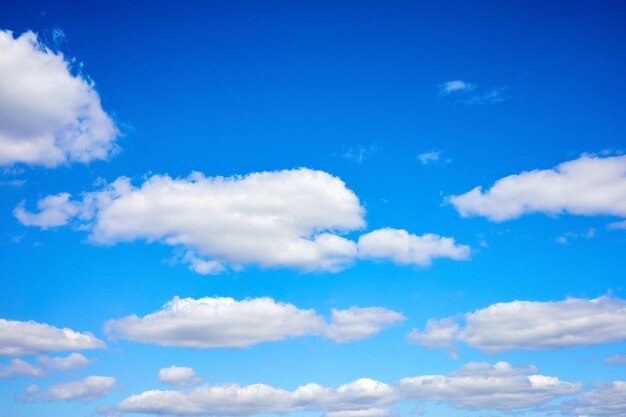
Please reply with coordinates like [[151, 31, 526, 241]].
[[407, 318, 459, 349], [398, 361, 579, 411], [16, 169, 364, 273], [16, 169, 469, 273], [0, 30, 118, 167], [26, 376, 116, 402], [0, 358, 45, 378], [118, 378, 396, 416], [105, 296, 404, 348], [409, 296, 626, 353], [159, 366, 201, 387], [38, 353, 91, 370], [0, 318, 105, 356], [357, 228, 470, 266], [449, 155, 626, 221], [566, 381, 626, 416]]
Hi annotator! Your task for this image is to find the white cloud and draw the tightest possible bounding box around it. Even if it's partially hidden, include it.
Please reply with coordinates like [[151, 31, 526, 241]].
[[340, 145, 381, 164], [0, 358, 45, 378], [408, 296, 626, 353], [417, 151, 441, 165], [325, 408, 392, 417], [608, 219, 626, 230], [159, 366, 201, 387], [16, 169, 365, 273], [118, 378, 396, 416], [439, 80, 476, 95], [14, 193, 80, 229], [38, 352, 91, 370], [604, 355, 626, 366], [566, 381, 626, 416], [26, 375, 116, 402], [407, 318, 459, 349], [398, 361, 580, 411], [449, 155, 626, 221], [0, 30, 118, 167], [0, 318, 105, 356], [358, 228, 470, 266], [105, 296, 404, 349]]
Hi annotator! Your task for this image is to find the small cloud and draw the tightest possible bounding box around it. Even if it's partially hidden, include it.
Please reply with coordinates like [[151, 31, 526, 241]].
[[458, 88, 509, 105], [555, 228, 597, 244], [608, 220, 626, 230], [339, 144, 381, 164], [51, 28, 66, 46], [604, 354, 626, 366], [439, 80, 476, 95], [418, 151, 440, 165]]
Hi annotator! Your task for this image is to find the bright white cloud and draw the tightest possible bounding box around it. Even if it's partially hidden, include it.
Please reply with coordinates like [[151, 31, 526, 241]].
[[0, 30, 118, 167], [0, 318, 105, 356], [358, 228, 470, 266], [159, 366, 201, 387], [118, 378, 396, 416], [398, 361, 580, 411], [0, 358, 45, 378], [16, 169, 365, 273], [407, 318, 459, 349], [439, 80, 475, 95], [449, 155, 626, 221], [105, 296, 404, 349], [409, 296, 626, 353], [14, 193, 80, 229], [38, 352, 91, 370], [566, 381, 626, 416], [26, 375, 116, 402]]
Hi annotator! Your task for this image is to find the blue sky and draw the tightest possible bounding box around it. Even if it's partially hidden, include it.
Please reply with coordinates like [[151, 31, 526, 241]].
[[0, 1, 626, 416]]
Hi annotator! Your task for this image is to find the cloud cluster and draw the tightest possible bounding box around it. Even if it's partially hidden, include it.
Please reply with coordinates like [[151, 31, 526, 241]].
[[118, 362, 578, 416], [0, 318, 105, 356], [0, 353, 91, 379], [409, 296, 626, 353], [105, 296, 404, 348], [0, 30, 118, 167], [159, 366, 202, 387], [25, 375, 116, 402], [450, 154, 626, 221], [16, 169, 469, 273], [566, 381, 626, 416]]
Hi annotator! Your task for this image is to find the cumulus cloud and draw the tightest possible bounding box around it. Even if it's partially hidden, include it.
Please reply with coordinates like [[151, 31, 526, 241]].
[[565, 381, 626, 416], [118, 378, 396, 416], [38, 353, 91, 370], [449, 155, 626, 221], [358, 228, 470, 266], [0, 358, 45, 378], [0, 30, 118, 167], [105, 296, 404, 349], [398, 361, 580, 411], [16, 169, 364, 273], [159, 366, 202, 387], [409, 296, 626, 353], [0, 318, 105, 356], [25, 375, 116, 402], [16, 169, 470, 274]]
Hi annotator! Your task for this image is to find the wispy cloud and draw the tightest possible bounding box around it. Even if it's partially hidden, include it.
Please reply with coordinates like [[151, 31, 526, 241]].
[[438, 80, 476, 95], [438, 80, 509, 105], [417, 150, 451, 165], [339, 144, 381, 164]]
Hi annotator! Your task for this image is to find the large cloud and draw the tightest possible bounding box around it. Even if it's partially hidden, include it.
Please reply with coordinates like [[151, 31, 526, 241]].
[[449, 154, 626, 221], [118, 378, 396, 416], [0, 318, 105, 356], [0, 30, 118, 167], [409, 296, 626, 353], [15, 169, 469, 273], [25, 375, 116, 402], [398, 361, 580, 410], [565, 381, 626, 416], [105, 296, 404, 348]]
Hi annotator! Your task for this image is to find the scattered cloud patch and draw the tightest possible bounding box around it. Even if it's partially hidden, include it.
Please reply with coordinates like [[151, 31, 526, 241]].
[[358, 228, 470, 266], [159, 366, 202, 387], [409, 296, 626, 353], [565, 381, 626, 416], [555, 228, 597, 244], [0, 30, 119, 167], [604, 355, 626, 366], [438, 80, 507, 104], [0, 318, 105, 356], [38, 353, 91, 370], [608, 220, 626, 230], [417, 151, 448, 166], [105, 296, 404, 349], [398, 361, 580, 411], [24, 375, 116, 402], [0, 358, 45, 378], [438, 80, 476, 95], [339, 145, 381, 164], [450, 155, 626, 222]]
